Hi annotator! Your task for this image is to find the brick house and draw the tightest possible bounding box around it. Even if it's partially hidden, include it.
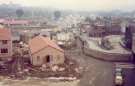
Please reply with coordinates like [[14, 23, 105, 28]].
[[0, 29, 12, 60], [28, 35, 65, 66]]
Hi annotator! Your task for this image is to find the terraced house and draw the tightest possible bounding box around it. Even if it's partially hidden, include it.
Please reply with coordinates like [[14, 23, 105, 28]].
[[0, 28, 12, 60]]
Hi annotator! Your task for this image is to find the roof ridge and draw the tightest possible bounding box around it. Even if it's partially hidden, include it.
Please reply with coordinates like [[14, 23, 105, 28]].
[[39, 36, 50, 46], [29, 36, 64, 55], [39, 36, 64, 52]]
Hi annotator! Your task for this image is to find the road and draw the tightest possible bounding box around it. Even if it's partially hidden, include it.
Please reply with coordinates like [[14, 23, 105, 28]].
[[65, 36, 135, 86], [78, 55, 114, 86], [68, 36, 114, 86], [65, 47, 115, 86]]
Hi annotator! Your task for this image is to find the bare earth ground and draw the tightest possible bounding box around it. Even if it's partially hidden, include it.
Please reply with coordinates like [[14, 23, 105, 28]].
[[0, 76, 79, 86], [0, 47, 114, 86]]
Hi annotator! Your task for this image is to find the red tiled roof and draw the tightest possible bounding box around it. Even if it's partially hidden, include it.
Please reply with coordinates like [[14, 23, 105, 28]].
[[0, 29, 11, 40], [0, 19, 29, 25], [29, 36, 64, 54], [4, 20, 29, 25]]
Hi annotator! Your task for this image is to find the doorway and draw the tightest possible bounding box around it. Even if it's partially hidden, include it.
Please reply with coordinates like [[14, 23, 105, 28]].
[[44, 55, 51, 63]]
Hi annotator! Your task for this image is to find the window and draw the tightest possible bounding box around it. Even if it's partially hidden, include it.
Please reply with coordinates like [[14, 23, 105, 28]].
[[37, 56, 40, 61], [57, 55, 60, 60], [1, 48, 8, 53], [2, 40, 7, 44]]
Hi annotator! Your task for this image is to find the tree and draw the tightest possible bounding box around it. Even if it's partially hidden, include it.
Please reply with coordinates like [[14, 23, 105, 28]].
[[54, 11, 61, 20], [100, 38, 113, 50], [85, 17, 92, 23], [16, 9, 24, 18]]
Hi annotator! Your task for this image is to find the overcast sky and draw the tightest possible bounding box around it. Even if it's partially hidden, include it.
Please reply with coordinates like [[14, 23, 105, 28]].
[[0, 0, 135, 11]]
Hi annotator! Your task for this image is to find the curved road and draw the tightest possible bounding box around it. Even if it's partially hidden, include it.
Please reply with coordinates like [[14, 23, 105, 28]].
[[65, 48, 115, 86]]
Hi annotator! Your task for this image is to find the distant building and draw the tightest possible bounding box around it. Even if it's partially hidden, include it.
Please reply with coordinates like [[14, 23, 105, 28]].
[[132, 33, 135, 51], [80, 23, 105, 37], [12, 30, 21, 42], [28, 36, 65, 66], [89, 25, 106, 37], [3, 19, 29, 27], [0, 28, 12, 60], [132, 33, 135, 62], [128, 24, 135, 33], [124, 26, 132, 50], [56, 32, 75, 47], [105, 24, 122, 35]]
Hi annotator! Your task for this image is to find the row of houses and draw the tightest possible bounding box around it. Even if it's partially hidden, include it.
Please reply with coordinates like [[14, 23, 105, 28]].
[[80, 23, 126, 37], [0, 19, 29, 26], [0, 28, 65, 66], [55, 32, 75, 48]]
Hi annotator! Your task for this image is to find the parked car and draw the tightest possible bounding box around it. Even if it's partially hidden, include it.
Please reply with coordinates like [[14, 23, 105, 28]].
[[115, 68, 124, 86]]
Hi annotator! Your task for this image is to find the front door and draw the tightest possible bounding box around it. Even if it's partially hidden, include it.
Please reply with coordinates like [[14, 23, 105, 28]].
[[44, 55, 51, 63]]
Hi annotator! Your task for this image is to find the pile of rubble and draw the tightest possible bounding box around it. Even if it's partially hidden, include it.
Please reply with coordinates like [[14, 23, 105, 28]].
[[21, 58, 81, 81], [0, 57, 82, 81]]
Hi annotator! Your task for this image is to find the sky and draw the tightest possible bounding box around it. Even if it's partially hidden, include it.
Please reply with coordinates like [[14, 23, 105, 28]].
[[0, 0, 135, 11]]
